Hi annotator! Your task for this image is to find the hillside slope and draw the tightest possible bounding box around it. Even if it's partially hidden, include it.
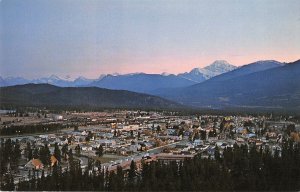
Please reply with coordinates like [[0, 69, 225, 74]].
[[88, 73, 196, 93], [0, 84, 182, 110], [157, 60, 300, 113]]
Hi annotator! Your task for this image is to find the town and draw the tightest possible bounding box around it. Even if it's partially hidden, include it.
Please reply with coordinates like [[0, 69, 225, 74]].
[[1, 109, 299, 190]]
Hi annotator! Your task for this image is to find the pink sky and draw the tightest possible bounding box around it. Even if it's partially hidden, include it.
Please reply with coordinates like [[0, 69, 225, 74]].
[[2, 0, 300, 79], [82, 54, 300, 79]]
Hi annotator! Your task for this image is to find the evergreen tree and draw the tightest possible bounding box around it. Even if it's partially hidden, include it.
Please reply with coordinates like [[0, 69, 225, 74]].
[[214, 145, 221, 163], [1, 173, 14, 191], [12, 139, 21, 170], [130, 130, 134, 138], [200, 130, 206, 140], [127, 160, 136, 189], [115, 166, 124, 190], [33, 148, 39, 159], [113, 129, 117, 137], [39, 144, 51, 166], [96, 145, 104, 157], [138, 131, 141, 139], [178, 128, 184, 137], [156, 125, 161, 133], [193, 131, 200, 141], [61, 144, 68, 160], [25, 142, 33, 161], [54, 143, 61, 162], [75, 144, 81, 156]]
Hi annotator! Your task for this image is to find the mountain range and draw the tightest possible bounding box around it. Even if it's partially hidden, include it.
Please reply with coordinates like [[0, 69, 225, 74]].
[[155, 60, 300, 113], [0, 60, 237, 92], [1, 59, 298, 113], [0, 75, 98, 87]]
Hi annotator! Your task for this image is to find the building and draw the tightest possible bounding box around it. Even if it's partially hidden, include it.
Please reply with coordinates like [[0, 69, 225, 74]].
[[156, 153, 195, 162], [25, 159, 44, 170], [51, 155, 58, 167]]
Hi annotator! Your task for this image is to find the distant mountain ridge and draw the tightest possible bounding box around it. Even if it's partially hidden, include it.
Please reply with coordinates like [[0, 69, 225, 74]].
[[1, 59, 298, 113], [155, 60, 300, 114], [88, 73, 196, 94], [0, 84, 182, 110], [88, 60, 238, 93], [0, 75, 101, 87], [211, 60, 285, 82], [0, 60, 237, 88]]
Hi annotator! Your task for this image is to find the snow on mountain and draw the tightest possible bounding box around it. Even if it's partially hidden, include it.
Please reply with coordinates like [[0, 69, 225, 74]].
[[111, 73, 121, 76], [73, 76, 95, 86], [32, 75, 62, 83], [203, 60, 237, 74], [210, 60, 285, 82], [0, 77, 30, 86], [0, 60, 283, 89], [156, 60, 300, 112], [0, 75, 98, 87], [178, 60, 237, 83], [76, 76, 90, 81], [47, 75, 63, 83], [161, 72, 171, 76]]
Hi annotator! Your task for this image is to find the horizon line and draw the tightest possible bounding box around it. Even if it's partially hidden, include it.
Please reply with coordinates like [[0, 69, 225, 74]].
[[1, 58, 298, 80]]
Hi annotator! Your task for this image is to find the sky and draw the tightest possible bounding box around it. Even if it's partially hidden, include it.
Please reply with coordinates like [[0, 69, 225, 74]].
[[1, 0, 300, 79]]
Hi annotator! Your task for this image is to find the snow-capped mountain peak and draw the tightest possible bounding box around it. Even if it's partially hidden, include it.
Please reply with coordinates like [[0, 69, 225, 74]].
[[111, 73, 121, 76], [204, 60, 237, 73], [178, 60, 237, 83], [48, 75, 62, 81], [161, 72, 171, 76], [75, 76, 90, 81], [253, 60, 284, 66]]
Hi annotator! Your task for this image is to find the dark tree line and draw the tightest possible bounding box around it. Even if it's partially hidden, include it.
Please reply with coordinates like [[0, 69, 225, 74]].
[[1, 140, 300, 191], [0, 123, 74, 136], [0, 139, 22, 175]]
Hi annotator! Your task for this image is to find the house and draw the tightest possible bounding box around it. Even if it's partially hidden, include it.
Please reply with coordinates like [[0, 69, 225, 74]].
[[39, 135, 48, 140], [246, 133, 256, 139], [158, 135, 182, 141], [25, 159, 44, 170], [121, 124, 139, 132], [81, 130, 88, 136], [167, 129, 176, 136], [255, 141, 263, 147], [128, 144, 139, 153], [116, 147, 128, 155], [81, 145, 93, 151], [138, 143, 148, 151], [175, 144, 190, 152], [97, 139, 116, 147], [193, 139, 203, 146], [156, 153, 195, 162], [236, 127, 247, 134], [267, 132, 277, 138], [205, 146, 216, 156], [51, 155, 58, 167], [236, 137, 245, 142], [272, 145, 282, 157]]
